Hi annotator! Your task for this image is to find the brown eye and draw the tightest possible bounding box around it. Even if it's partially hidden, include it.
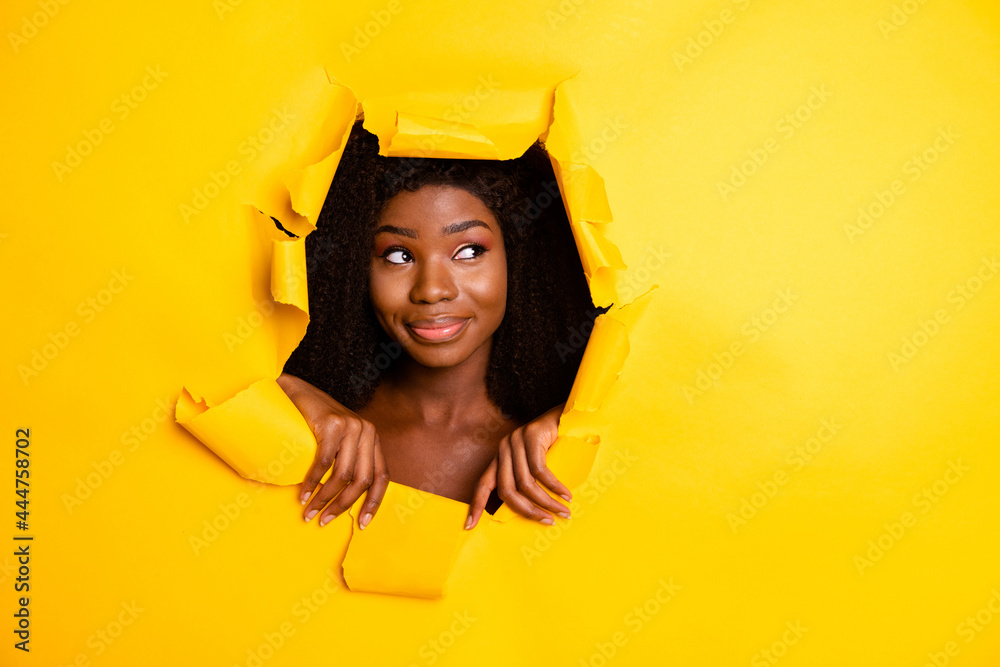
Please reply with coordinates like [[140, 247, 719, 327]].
[[382, 247, 412, 264], [454, 244, 487, 260]]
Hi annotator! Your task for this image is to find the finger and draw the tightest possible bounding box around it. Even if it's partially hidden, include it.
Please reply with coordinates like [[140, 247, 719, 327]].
[[498, 436, 554, 524], [524, 427, 573, 501], [320, 422, 377, 525], [360, 436, 389, 530], [466, 456, 498, 530], [510, 428, 570, 517], [300, 414, 345, 509], [307, 419, 362, 524]]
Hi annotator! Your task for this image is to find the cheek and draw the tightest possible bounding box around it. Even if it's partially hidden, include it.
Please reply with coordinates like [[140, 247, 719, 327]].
[[368, 266, 408, 323], [468, 256, 507, 325]]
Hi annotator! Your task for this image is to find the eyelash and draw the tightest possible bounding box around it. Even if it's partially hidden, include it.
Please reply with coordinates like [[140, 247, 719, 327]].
[[380, 243, 487, 264]]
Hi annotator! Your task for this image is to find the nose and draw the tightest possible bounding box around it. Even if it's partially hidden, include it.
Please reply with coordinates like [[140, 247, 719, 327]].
[[410, 257, 458, 304]]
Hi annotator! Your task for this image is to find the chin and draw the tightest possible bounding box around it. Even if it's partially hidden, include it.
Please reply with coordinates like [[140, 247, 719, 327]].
[[406, 347, 473, 369]]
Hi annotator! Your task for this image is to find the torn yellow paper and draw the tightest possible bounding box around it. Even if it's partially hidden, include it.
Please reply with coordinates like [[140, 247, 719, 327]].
[[545, 434, 602, 490], [269, 235, 311, 366], [545, 77, 627, 307], [9, 1, 1000, 664], [361, 82, 557, 160], [174, 72, 634, 599], [246, 67, 359, 237], [492, 289, 654, 523], [565, 288, 655, 415], [342, 481, 476, 599], [281, 73, 358, 227], [564, 315, 630, 414], [387, 112, 501, 159], [175, 378, 316, 485]]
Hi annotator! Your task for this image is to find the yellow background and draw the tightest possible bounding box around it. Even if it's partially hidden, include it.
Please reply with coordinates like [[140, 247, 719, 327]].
[[3, 0, 1000, 665]]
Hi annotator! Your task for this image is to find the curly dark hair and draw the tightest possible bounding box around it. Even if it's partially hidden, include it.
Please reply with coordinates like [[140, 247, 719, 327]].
[[282, 119, 603, 423]]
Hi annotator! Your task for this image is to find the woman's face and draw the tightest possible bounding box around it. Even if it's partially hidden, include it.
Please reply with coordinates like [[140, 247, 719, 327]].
[[369, 184, 507, 369]]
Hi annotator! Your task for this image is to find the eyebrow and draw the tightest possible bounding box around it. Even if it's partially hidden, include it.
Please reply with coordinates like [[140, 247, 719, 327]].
[[374, 219, 490, 238]]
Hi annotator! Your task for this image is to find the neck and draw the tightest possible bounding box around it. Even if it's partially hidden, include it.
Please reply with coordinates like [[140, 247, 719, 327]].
[[383, 338, 494, 427]]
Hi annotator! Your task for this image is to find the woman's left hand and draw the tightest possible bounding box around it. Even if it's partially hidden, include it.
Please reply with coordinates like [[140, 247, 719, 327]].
[[465, 402, 573, 530]]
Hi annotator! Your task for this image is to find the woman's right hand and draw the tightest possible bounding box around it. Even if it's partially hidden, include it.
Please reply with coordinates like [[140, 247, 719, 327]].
[[276, 372, 389, 530]]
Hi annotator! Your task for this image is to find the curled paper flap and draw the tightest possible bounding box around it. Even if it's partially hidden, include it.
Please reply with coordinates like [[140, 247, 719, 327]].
[[175, 378, 316, 485], [564, 288, 655, 415], [282, 77, 357, 226], [342, 482, 476, 599], [270, 234, 311, 367], [239, 204, 312, 378], [546, 76, 627, 307], [565, 314, 630, 414], [360, 81, 556, 160], [250, 67, 359, 237], [270, 236, 308, 312], [389, 112, 499, 159]]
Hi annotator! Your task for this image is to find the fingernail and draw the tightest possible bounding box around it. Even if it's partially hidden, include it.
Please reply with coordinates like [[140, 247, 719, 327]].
[[320, 513, 336, 527], [464, 516, 473, 530], [305, 509, 318, 522], [557, 511, 570, 519], [541, 517, 554, 526], [300, 491, 310, 505], [359, 513, 372, 530], [560, 494, 571, 501]]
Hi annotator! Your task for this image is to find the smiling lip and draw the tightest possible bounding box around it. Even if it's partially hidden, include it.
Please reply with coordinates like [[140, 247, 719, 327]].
[[406, 317, 470, 342]]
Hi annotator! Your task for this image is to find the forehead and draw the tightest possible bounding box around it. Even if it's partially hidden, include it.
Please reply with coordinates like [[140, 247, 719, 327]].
[[378, 185, 499, 232]]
